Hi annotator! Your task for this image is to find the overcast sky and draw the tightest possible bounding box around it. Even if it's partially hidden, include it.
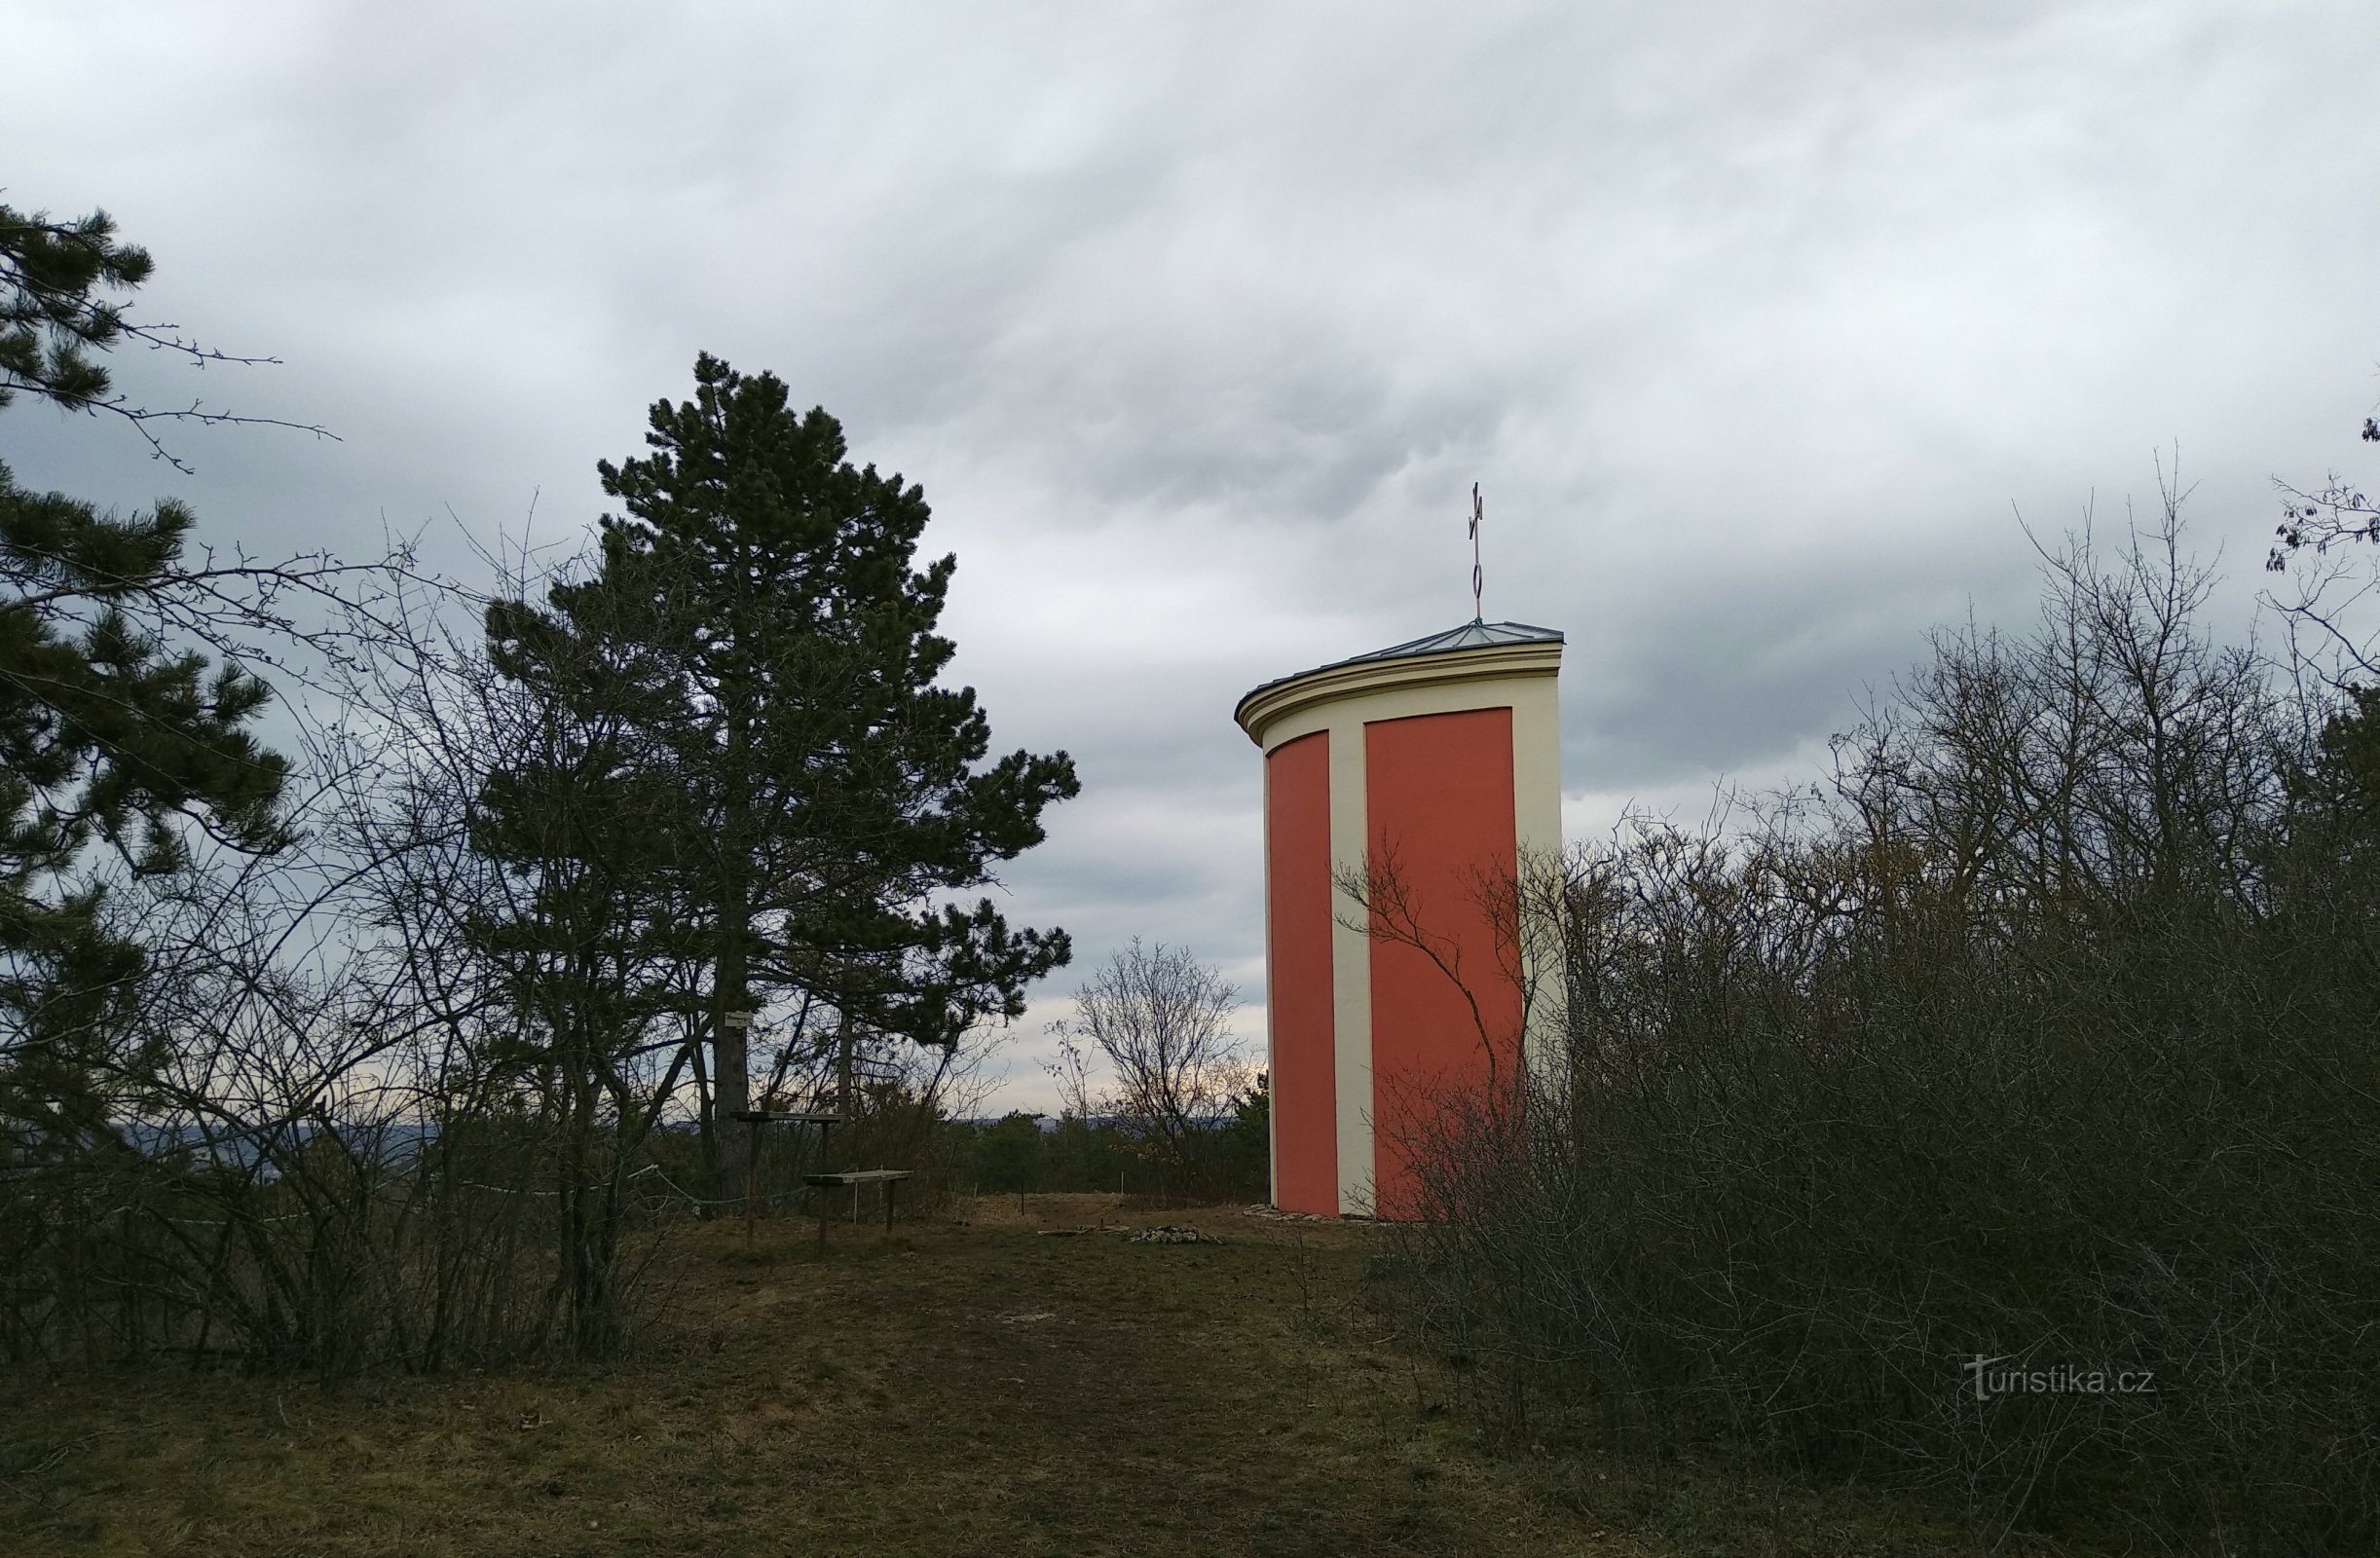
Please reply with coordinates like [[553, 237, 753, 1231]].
[[9, 3, 2380, 1111]]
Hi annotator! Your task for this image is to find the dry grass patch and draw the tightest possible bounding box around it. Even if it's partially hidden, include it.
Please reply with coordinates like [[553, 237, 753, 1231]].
[[3, 1196, 2065, 1556]]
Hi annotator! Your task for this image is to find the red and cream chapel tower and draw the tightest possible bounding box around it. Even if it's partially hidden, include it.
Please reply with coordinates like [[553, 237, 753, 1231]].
[[1235, 620, 1563, 1217]]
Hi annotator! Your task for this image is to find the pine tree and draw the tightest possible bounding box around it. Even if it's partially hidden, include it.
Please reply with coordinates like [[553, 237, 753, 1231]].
[[484, 353, 1077, 1192], [0, 203, 293, 1138], [463, 592, 693, 1354], [1, 204, 153, 414], [4, 202, 330, 466]]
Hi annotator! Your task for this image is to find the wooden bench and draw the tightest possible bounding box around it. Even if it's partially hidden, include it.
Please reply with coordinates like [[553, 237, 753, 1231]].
[[804, 1168, 912, 1250]]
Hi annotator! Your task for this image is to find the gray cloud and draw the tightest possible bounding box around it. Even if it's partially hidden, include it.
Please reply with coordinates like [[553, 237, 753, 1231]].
[[8, 0, 2379, 1108]]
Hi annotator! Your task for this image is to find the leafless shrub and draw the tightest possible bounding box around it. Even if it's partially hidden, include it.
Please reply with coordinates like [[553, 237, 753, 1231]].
[[1048, 940, 1252, 1200], [0, 560, 681, 1375], [0, 849, 592, 1377], [1382, 501, 2380, 1551]]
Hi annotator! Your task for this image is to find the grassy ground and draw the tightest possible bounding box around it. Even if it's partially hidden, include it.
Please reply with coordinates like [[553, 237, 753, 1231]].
[[1, 1196, 2056, 1556]]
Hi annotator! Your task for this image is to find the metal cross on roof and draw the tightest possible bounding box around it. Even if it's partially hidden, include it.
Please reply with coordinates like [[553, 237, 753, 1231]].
[[1469, 482, 1485, 624]]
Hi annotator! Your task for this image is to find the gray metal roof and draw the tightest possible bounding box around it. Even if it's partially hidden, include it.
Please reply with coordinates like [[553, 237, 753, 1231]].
[[1242, 619, 1564, 705], [1332, 618, 1564, 665]]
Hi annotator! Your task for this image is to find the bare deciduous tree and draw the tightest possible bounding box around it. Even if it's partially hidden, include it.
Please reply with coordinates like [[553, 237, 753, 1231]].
[[1047, 941, 1247, 1193], [2268, 416, 2380, 686]]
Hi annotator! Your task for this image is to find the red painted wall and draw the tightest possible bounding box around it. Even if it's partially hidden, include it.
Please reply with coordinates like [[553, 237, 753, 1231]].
[[1264, 730, 1338, 1214], [1363, 707, 1520, 1219]]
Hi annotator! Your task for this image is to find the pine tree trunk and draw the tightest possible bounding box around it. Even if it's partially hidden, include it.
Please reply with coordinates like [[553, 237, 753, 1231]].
[[837, 1010, 854, 1130], [715, 936, 751, 1206], [714, 682, 754, 1205]]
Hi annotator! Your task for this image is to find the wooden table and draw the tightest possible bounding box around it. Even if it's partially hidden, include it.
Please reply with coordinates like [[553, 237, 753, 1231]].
[[803, 1168, 913, 1252], [729, 1110, 843, 1244]]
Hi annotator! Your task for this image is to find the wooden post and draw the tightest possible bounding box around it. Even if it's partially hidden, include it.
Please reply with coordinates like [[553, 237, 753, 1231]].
[[722, 1008, 754, 1216], [743, 1113, 761, 1246]]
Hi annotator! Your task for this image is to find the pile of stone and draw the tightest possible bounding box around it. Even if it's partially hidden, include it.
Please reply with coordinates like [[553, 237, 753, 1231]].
[[1125, 1224, 1219, 1244]]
